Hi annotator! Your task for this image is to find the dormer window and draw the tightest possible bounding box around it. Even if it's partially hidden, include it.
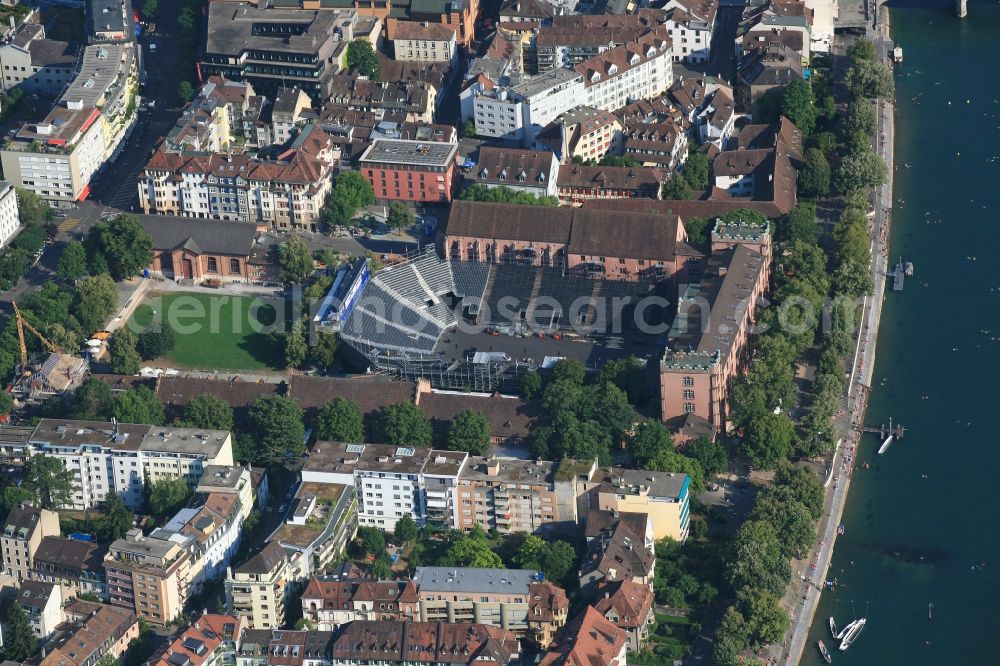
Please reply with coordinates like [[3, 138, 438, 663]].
[[591, 72, 601, 82], [630, 54, 640, 66], [537, 172, 546, 183], [646, 47, 657, 57], [607, 64, 618, 76], [498, 169, 506, 180]]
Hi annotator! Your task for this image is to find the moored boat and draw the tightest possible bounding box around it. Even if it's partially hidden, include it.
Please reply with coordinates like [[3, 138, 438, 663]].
[[829, 617, 838, 638], [836, 618, 857, 641], [840, 618, 866, 650], [878, 434, 893, 454], [818, 640, 833, 663]]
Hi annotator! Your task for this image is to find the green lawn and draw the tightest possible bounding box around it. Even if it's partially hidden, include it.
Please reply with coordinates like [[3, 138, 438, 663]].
[[129, 292, 286, 371]]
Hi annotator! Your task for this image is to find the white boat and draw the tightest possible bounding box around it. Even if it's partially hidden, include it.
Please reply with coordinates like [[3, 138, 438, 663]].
[[829, 617, 838, 638], [878, 435, 893, 454], [836, 618, 857, 641], [840, 618, 866, 650]]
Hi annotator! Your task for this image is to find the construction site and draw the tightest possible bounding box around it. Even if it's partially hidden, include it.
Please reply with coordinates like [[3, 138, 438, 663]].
[[8, 301, 88, 404]]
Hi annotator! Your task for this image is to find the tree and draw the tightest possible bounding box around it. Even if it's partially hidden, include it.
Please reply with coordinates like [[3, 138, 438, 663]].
[[0, 486, 35, 516], [520, 371, 542, 400], [347, 39, 380, 79], [743, 412, 794, 470], [248, 395, 305, 459], [284, 327, 307, 369], [663, 174, 694, 200], [278, 237, 313, 284], [629, 420, 673, 467], [846, 59, 894, 99], [103, 491, 134, 541], [180, 394, 234, 431], [596, 356, 651, 405], [550, 358, 585, 385], [0, 390, 12, 417], [307, 332, 339, 370], [725, 519, 791, 597], [108, 327, 141, 375], [3, 601, 36, 661], [378, 401, 432, 446], [597, 155, 639, 167], [540, 540, 576, 583], [846, 38, 876, 62], [15, 188, 52, 225], [447, 536, 504, 568], [780, 80, 816, 135], [713, 606, 751, 666], [462, 119, 476, 138], [24, 454, 75, 509], [810, 131, 837, 156], [136, 328, 175, 360], [73, 274, 117, 333], [352, 525, 387, 558], [394, 514, 418, 543], [177, 80, 194, 101], [57, 241, 89, 281], [316, 397, 365, 442], [798, 148, 830, 198], [72, 378, 113, 420], [112, 386, 165, 425], [684, 437, 728, 479], [777, 202, 820, 244], [832, 259, 872, 298], [682, 152, 710, 190], [447, 409, 490, 455], [178, 6, 195, 29], [385, 202, 415, 230], [833, 208, 871, 267], [147, 477, 192, 517], [644, 448, 704, 494], [737, 588, 790, 648], [771, 465, 824, 520], [751, 494, 815, 558], [845, 98, 877, 137], [323, 171, 375, 227], [84, 214, 153, 281], [460, 184, 560, 207], [835, 149, 887, 194], [143, 0, 159, 18]]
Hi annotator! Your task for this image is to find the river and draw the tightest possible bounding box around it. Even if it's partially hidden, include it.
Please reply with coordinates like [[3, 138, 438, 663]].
[[801, 2, 1000, 664]]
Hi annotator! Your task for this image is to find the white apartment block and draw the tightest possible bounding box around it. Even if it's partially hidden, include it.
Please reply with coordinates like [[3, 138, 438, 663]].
[[475, 68, 585, 146], [154, 492, 244, 593], [0, 24, 78, 94], [663, 5, 713, 64], [0, 181, 21, 249], [392, 21, 457, 63], [23, 419, 234, 510], [575, 26, 673, 113]]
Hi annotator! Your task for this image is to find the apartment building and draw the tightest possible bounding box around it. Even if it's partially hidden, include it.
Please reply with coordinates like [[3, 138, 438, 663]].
[[358, 139, 459, 204], [454, 457, 577, 535], [412, 567, 569, 641], [266, 482, 357, 580], [138, 124, 335, 231], [325, 75, 438, 124], [538, 607, 627, 666], [164, 89, 234, 154], [25, 419, 234, 510], [1, 503, 59, 581], [105, 529, 193, 625], [0, 181, 20, 248], [201, 5, 358, 103], [660, 220, 771, 433], [271, 88, 313, 146], [473, 68, 584, 145], [153, 492, 245, 593], [663, 1, 716, 64], [578, 512, 656, 596], [330, 621, 520, 666], [37, 600, 139, 666], [14, 580, 62, 639], [467, 147, 559, 198], [225, 542, 291, 629], [534, 13, 662, 72], [301, 577, 419, 629], [577, 468, 691, 542], [392, 21, 457, 63], [593, 580, 655, 653], [574, 25, 673, 113], [148, 614, 243, 666], [0, 23, 78, 94], [198, 466, 256, 521], [32, 535, 108, 601], [556, 165, 663, 204], [536, 106, 624, 163], [86, 0, 131, 43]]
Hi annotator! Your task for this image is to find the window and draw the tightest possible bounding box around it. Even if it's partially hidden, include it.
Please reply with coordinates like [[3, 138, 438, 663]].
[[682, 376, 694, 387], [230, 258, 240, 273], [683, 389, 694, 400], [683, 403, 695, 413], [207, 257, 218, 273]]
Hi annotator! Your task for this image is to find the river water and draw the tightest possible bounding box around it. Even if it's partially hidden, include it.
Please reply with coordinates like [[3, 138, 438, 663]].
[[802, 2, 1000, 664]]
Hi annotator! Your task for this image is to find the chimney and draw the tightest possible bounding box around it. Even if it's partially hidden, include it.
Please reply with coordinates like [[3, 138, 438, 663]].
[[414, 378, 431, 404]]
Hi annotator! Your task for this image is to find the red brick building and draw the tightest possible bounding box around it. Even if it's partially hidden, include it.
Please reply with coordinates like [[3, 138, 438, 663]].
[[359, 139, 460, 203], [444, 200, 704, 282]]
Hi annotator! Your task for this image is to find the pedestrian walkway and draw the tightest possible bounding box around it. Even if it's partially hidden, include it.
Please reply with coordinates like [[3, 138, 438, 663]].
[[57, 218, 80, 232]]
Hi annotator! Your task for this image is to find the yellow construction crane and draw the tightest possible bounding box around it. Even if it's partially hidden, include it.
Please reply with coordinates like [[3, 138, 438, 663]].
[[12, 301, 64, 368]]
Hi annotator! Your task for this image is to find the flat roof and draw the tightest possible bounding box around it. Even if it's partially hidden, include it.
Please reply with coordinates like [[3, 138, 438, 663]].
[[61, 44, 132, 108], [460, 456, 555, 486], [197, 465, 246, 491], [359, 138, 458, 167], [413, 566, 539, 594], [510, 67, 582, 98], [594, 467, 689, 500], [205, 3, 349, 56], [140, 426, 231, 456]]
